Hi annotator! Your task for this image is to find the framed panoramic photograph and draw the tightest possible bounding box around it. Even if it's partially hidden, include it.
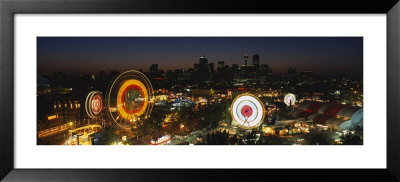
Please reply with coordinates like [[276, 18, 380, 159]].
[[1, 0, 400, 181]]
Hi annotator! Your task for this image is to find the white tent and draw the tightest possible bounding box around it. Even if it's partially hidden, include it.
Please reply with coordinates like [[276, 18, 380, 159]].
[[339, 109, 363, 130]]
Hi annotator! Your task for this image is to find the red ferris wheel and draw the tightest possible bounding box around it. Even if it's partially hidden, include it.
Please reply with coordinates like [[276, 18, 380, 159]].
[[106, 70, 154, 129]]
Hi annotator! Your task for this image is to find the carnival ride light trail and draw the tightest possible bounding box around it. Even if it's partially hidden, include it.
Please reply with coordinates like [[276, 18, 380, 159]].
[[106, 70, 154, 129], [231, 93, 266, 129]]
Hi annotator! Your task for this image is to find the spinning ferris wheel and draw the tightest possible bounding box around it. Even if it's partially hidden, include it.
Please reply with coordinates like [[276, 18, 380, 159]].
[[231, 93, 266, 129], [85, 91, 103, 118], [284, 93, 296, 106], [106, 70, 154, 129]]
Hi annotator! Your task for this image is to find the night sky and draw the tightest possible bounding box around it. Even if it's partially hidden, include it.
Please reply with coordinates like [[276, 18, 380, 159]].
[[37, 37, 363, 76]]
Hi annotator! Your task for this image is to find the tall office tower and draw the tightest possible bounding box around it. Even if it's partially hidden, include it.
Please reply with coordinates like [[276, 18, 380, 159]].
[[199, 56, 209, 81], [231, 64, 239, 72], [288, 67, 296, 80], [218, 61, 224, 68], [244, 54, 249, 66], [253, 54, 260, 67], [194, 64, 200, 72], [199, 56, 208, 65], [150, 64, 158, 73], [231, 64, 239, 77], [260, 64, 272, 77], [217, 61, 224, 73], [208, 63, 214, 73], [252, 54, 260, 76], [288, 67, 296, 76]]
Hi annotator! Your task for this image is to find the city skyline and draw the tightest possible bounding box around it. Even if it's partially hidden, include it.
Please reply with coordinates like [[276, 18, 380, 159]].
[[37, 37, 363, 76]]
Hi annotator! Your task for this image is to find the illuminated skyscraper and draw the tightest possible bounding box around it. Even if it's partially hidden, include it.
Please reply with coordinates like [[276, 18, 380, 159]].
[[199, 56, 208, 65], [199, 56, 209, 81]]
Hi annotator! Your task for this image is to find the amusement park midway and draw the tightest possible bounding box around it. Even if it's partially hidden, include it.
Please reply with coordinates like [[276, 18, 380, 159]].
[[37, 64, 363, 146]]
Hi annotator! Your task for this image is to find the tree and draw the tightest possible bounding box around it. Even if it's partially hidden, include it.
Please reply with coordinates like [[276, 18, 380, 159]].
[[340, 133, 362, 145], [220, 100, 232, 123], [204, 110, 220, 129], [304, 131, 331, 145], [271, 114, 277, 125], [97, 128, 118, 145], [198, 130, 230, 145], [195, 100, 232, 130], [177, 106, 195, 123], [340, 125, 363, 145], [239, 130, 261, 145], [136, 109, 168, 140], [261, 135, 287, 145], [229, 134, 238, 145]]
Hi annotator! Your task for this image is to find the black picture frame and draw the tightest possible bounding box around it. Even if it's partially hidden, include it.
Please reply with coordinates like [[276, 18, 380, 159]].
[[1, 0, 399, 181]]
